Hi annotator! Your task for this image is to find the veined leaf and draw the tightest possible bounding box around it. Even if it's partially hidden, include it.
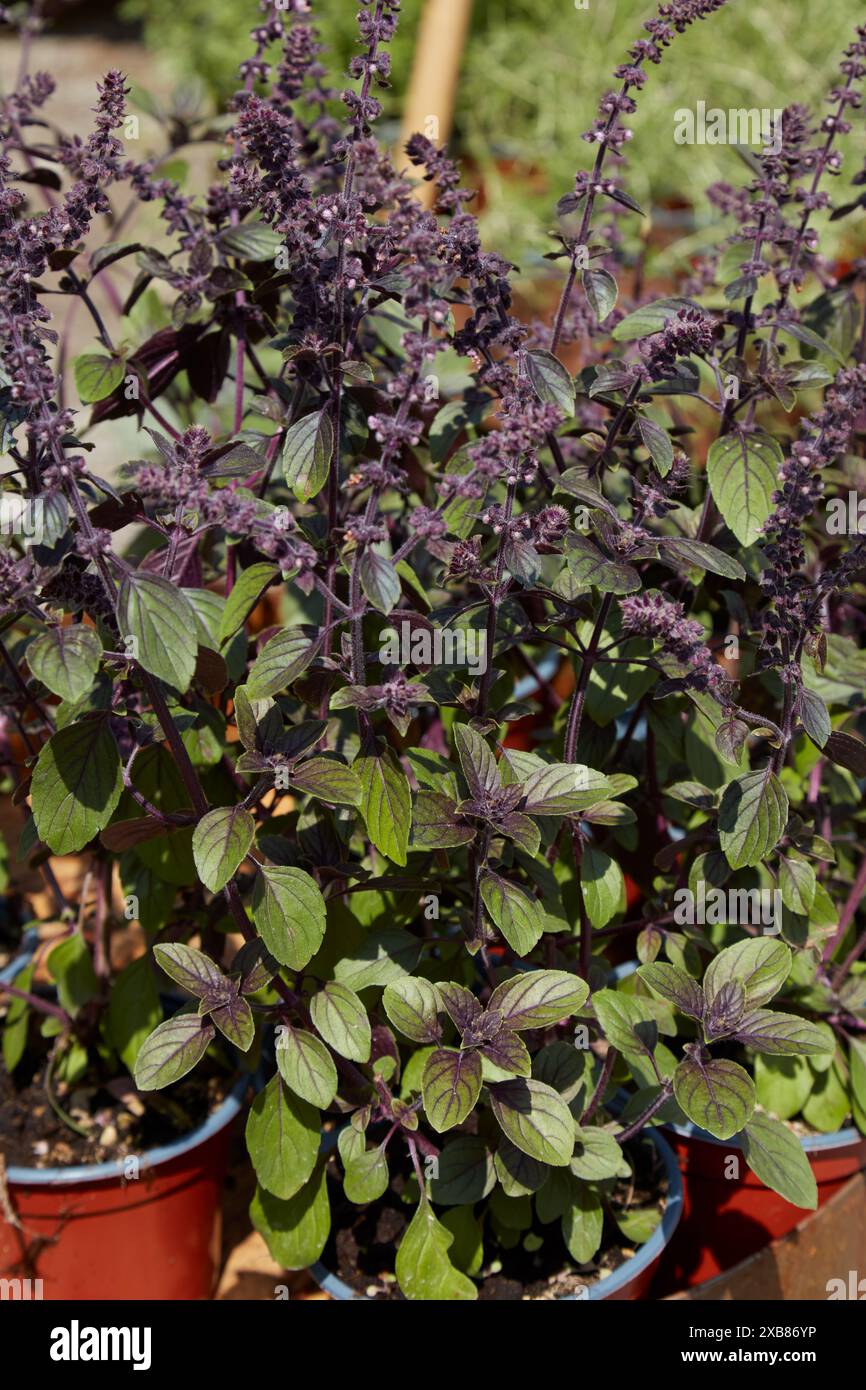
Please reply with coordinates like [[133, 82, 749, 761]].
[[31, 717, 122, 854], [706, 430, 782, 546], [251, 865, 327, 970], [27, 625, 102, 703], [118, 571, 198, 692], [192, 806, 255, 892]]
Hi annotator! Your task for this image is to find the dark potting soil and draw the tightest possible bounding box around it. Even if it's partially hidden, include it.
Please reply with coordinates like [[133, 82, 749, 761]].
[[320, 1133, 668, 1301], [0, 1043, 233, 1169]]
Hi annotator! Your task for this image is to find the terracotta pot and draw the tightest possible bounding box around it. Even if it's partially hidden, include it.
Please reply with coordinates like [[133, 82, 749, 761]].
[[653, 1118, 866, 1293], [309, 1127, 683, 1301], [0, 941, 246, 1300], [609, 961, 866, 1292]]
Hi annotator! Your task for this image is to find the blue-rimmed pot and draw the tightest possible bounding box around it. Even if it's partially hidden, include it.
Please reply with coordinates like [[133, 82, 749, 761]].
[[654, 1115, 866, 1292], [0, 940, 248, 1300], [309, 1125, 683, 1301], [610, 959, 866, 1289]]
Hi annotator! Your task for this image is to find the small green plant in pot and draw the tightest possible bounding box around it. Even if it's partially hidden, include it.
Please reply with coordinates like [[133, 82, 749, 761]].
[[2, 0, 866, 1301]]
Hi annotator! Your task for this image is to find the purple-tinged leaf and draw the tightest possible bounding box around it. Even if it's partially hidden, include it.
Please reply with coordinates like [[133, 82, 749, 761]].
[[488, 1079, 574, 1166], [422, 1047, 482, 1132], [153, 941, 226, 1000], [453, 723, 500, 799], [479, 1026, 531, 1078], [382, 977, 443, 1044], [703, 979, 746, 1041], [133, 1010, 215, 1091], [488, 970, 589, 1031], [637, 962, 704, 1020], [411, 791, 475, 850], [437, 982, 483, 1033], [210, 991, 255, 1052], [673, 1049, 755, 1140], [732, 1009, 836, 1057]]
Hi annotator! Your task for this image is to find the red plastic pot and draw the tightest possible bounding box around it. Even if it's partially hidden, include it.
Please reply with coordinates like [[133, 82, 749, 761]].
[[310, 1127, 683, 1301], [652, 1119, 866, 1292], [0, 1075, 246, 1300]]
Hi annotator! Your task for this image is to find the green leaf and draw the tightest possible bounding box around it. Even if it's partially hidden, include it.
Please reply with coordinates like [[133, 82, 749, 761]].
[[74, 352, 124, 403], [218, 563, 278, 645], [734, 1009, 835, 1056], [395, 1198, 478, 1300], [741, 1112, 817, 1209], [281, 408, 333, 502], [219, 220, 284, 261], [245, 1073, 320, 1200], [488, 1079, 574, 1166], [359, 547, 401, 615], [251, 864, 327, 970], [250, 1164, 330, 1269], [583, 267, 618, 322], [718, 769, 788, 869], [524, 349, 575, 415], [673, 1054, 755, 1139], [411, 791, 475, 850], [430, 1135, 496, 1206], [592, 988, 659, 1060], [339, 1132, 390, 1203], [488, 970, 589, 1030], [480, 870, 545, 954], [638, 416, 674, 475], [27, 625, 102, 703], [47, 932, 98, 1017], [276, 1026, 338, 1108], [778, 855, 816, 915], [580, 844, 625, 928], [383, 978, 443, 1044], [561, 1180, 604, 1262], [356, 743, 411, 865], [309, 981, 371, 1062], [153, 941, 226, 999], [706, 430, 782, 546], [118, 571, 198, 692], [31, 717, 122, 854], [192, 806, 255, 892], [703, 937, 791, 1009], [333, 927, 421, 991], [246, 628, 317, 699], [453, 722, 500, 796], [2, 962, 33, 1073], [799, 689, 831, 749], [440, 1206, 484, 1275], [570, 1126, 623, 1180], [422, 1047, 483, 1132], [637, 962, 704, 1020], [612, 296, 700, 343], [134, 1011, 215, 1091], [657, 538, 746, 581], [493, 1138, 550, 1196], [521, 763, 612, 815], [287, 757, 362, 806], [561, 533, 640, 596], [754, 1054, 813, 1121]]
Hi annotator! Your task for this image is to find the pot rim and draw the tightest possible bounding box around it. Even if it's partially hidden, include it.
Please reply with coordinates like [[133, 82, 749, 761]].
[[4, 1073, 248, 1187], [1, 931, 248, 1187], [661, 1116, 863, 1152], [310, 1125, 684, 1301]]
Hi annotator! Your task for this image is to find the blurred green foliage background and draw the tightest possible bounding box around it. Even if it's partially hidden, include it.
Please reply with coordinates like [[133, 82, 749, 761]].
[[122, 0, 862, 269]]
